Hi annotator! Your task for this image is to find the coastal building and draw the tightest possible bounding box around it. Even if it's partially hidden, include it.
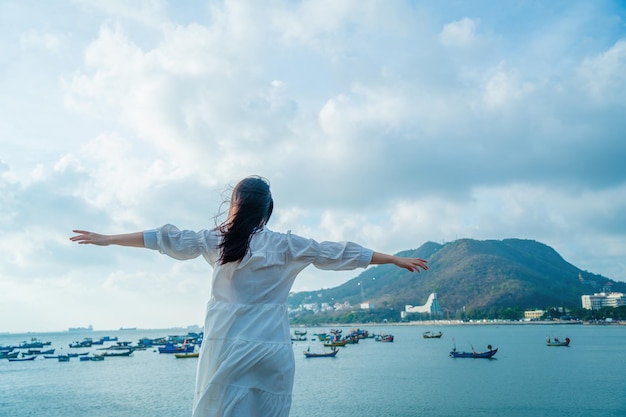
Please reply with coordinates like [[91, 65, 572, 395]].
[[582, 292, 626, 310], [360, 301, 375, 310], [402, 293, 443, 319], [524, 310, 545, 320], [333, 301, 350, 311]]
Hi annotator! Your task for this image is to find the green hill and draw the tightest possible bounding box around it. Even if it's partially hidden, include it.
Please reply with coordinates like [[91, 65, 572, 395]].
[[287, 238, 624, 316]]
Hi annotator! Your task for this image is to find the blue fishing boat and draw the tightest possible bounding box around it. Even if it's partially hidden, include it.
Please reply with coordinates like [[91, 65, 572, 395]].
[[450, 343, 497, 358], [0, 351, 19, 359], [18, 338, 50, 349], [9, 355, 38, 362], [158, 342, 194, 354]]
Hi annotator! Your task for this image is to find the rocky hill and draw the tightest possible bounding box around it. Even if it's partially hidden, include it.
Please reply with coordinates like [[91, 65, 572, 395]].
[[287, 238, 625, 315]]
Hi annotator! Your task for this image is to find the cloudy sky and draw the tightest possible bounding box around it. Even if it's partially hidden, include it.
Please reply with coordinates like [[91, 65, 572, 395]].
[[1, 0, 625, 333]]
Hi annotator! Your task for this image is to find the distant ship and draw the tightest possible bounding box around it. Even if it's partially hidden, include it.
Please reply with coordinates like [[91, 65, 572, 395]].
[[120, 327, 137, 331], [68, 325, 93, 332]]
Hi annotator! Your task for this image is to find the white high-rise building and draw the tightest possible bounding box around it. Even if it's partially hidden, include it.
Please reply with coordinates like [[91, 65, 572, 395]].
[[582, 292, 625, 310], [403, 293, 443, 317]]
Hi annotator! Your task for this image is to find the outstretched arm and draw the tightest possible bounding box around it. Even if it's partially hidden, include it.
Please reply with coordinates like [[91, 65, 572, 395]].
[[370, 251, 428, 273], [70, 230, 145, 248]]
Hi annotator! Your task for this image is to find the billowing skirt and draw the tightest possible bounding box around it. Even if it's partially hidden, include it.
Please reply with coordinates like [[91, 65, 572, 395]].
[[192, 300, 294, 417]]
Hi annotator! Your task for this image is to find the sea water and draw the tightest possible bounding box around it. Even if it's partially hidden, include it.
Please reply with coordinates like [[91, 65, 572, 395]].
[[1, 324, 625, 417]]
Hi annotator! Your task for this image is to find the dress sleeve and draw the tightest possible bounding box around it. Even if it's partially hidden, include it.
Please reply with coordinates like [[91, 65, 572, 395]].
[[143, 224, 219, 265], [287, 232, 373, 271]]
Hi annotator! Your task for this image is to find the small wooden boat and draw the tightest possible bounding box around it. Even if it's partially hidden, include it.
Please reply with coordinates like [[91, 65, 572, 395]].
[[98, 349, 133, 357], [109, 341, 133, 349], [450, 344, 497, 358], [375, 334, 394, 342], [67, 352, 90, 357], [9, 355, 37, 362], [174, 352, 199, 358], [25, 348, 55, 355], [323, 340, 348, 347], [303, 348, 338, 358], [344, 336, 359, 344], [0, 351, 19, 359], [69, 338, 93, 348], [423, 331, 443, 339], [546, 337, 570, 347], [58, 355, 70, 362]]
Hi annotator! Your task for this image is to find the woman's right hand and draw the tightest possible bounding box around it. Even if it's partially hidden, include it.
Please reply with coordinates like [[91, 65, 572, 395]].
[[394, 256, 428, 273]]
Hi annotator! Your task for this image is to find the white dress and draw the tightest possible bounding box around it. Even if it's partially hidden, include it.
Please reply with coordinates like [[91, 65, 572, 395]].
[[144, 224, 373, 417]]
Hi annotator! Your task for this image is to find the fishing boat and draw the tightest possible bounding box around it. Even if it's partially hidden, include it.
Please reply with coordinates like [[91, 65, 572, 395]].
[[303, 347, 338, 358], [291, 332, 307, 342], [99, 336, 118, 342], [58, 355, 70, 362], [9, 355, 38, 362], [423, 331, 443, 339], [546, 337, 570, 347], [0, 351, 19, 359], [69, 338, 93, 348], [18, 338, 50, 349], [323, 339, 348, 347], [25, 348, 55, 355], [450, 344, 497, 358], [174, 352, 199, 358], [344, 335, 359, 344], [67, 352, 90, 357], [98, 349, 133, 357], [349, 328, 370, 339], [105, 341, 134, 350], [375, 334, 394, 342], [158, 342, 195, 354]]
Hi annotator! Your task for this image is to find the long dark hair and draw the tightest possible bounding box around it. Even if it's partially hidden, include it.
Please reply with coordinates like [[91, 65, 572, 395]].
[[218, 176, 273, 264]]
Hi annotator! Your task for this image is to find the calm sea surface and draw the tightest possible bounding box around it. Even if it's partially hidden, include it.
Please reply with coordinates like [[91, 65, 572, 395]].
[[1, 324, 625, 417]]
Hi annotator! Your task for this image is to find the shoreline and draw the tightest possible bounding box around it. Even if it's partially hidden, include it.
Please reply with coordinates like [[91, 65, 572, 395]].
[[300, 319, 626, 327]]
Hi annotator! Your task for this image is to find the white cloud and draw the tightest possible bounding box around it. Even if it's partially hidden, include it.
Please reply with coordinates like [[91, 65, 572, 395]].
[[578, 39, 626, 103], [482, 63, 534, 108], [439, 17, 477, 47]]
